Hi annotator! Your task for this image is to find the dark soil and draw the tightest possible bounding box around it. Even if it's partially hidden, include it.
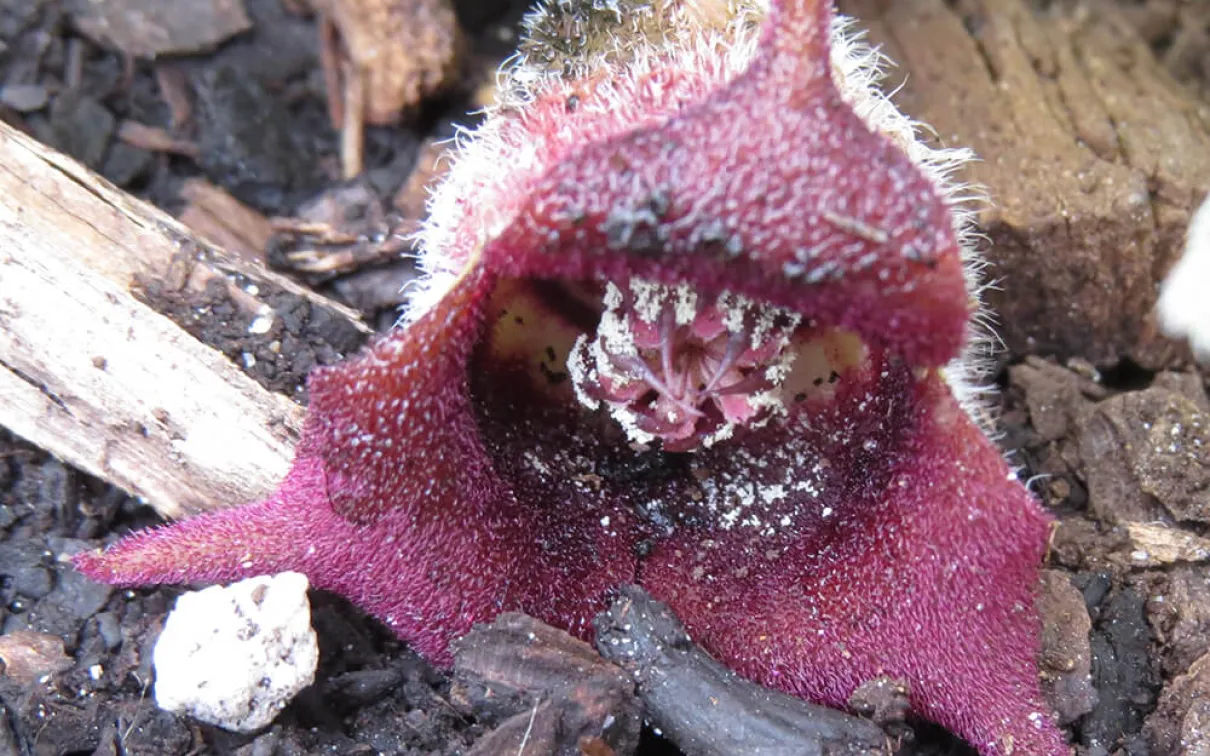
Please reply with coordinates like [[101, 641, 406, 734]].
[[1, 0, 1208, 755]]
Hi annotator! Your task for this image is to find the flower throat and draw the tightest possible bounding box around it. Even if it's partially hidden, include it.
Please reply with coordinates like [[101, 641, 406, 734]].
[[567, 278, 800, 451]]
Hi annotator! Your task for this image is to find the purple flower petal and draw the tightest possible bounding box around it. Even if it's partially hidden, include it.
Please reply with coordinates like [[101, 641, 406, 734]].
[[76, 1, 1069, 752]]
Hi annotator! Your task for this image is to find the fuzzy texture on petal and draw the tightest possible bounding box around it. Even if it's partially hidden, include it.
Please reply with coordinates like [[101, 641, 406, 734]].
[[485, 51, 969, 371], [76, 270, 645, 662], [75, 0, 1067, 753], [416, 0, 971, 370], [468, 313, 1064, 752], [639, 367, 1060, 754]]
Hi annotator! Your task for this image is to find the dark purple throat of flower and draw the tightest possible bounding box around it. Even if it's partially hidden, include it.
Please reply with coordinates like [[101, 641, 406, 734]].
[[74, 0, 1069, 754]]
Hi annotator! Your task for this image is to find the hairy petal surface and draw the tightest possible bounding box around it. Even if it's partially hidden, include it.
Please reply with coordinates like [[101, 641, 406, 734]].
[[75, 0, 1066, 752], [638, 363, 1063, 754], [435, 0, 968, 368], [76, 270, 642, 662]]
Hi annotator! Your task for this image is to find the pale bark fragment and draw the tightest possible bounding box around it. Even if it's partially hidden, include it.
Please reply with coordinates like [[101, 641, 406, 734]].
[[0, 122, 370, 519], [1124, 522, 1210, 566]]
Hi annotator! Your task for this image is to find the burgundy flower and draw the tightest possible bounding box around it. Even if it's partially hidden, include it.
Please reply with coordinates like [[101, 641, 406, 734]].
[[76, 0, 1067, 752]]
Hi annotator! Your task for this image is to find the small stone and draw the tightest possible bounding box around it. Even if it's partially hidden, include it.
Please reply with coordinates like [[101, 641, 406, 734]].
[[1078, 388, 1210, 525], [1009, 356, 1103, 443], [51, 566, 114, 624], [1145, 651, 1210, 756], [49, 91, 116, 169], [1037, 570, 1098, 725], [101, 142, 153, 187], [193, 66, 316, 195], [153, 572, 318, 732], [0, 542, 54, 600], [0, 630, 73, 685], [93, 611, 122, 650], [0, 83, 49, 112], [1153, 371, 1210, 412], [1147, 566, 1210, 678]]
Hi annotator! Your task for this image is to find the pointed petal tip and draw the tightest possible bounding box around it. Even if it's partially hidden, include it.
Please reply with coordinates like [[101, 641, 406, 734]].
[[71, 495, 314, 588], [71, 524, 196, 586], [765, 0, 833, 66], [70, 547, 123, 584]]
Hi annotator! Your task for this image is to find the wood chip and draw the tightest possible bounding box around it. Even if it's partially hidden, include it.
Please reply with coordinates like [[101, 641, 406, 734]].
[[392, 138, 450, 233], [339, 57, 365, 179], [0, 121, 368, 520], [117, 120, 199, 158], [178, 178, 275, 263], [268, 184, 405, 277], [452, 613, 641, 756], [312, 0, 463, 125], [1123, 522, 1210, 566], [66, 0, 252, 58], [155, 65, 194, 129]]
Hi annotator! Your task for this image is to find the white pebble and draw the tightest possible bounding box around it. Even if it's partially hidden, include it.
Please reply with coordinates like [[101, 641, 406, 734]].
[[1158, 196, 1210, 361], [153, 572, 318, 732], [248, 310, 275, 335]]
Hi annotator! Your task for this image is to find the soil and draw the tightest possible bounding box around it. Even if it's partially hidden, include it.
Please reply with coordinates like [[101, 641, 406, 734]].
[[1, 0, 1208, 755]]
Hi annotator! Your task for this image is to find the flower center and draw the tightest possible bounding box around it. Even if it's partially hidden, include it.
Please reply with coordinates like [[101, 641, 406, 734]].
[[568, 279, 800, 451]]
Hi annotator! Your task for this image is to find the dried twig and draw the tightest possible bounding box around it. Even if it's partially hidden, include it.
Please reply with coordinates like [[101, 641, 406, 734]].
[[595, 586, 890, 756], [453, 613, 641, 756]]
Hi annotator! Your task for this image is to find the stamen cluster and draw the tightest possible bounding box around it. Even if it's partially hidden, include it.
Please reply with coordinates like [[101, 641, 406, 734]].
[[569, 278, 800, 450]]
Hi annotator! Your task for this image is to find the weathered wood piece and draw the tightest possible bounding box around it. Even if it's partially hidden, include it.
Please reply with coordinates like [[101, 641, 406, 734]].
[[0, 121, 369, 519], [842, 0, 1210, 367]]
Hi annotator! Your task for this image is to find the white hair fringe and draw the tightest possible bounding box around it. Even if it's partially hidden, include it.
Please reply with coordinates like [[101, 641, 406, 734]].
[[406, 0, 997, 429]]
